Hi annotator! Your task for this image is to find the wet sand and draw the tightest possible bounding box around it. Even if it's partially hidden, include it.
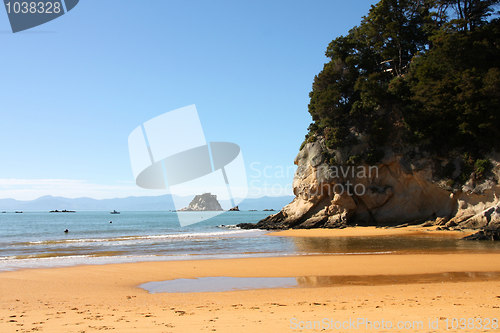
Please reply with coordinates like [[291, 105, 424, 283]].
[[268, 226, 476, 238], [1, 252, 500, 332]]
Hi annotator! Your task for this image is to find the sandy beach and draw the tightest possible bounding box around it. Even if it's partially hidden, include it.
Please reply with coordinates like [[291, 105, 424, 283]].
[[1, 228, 500, 333]]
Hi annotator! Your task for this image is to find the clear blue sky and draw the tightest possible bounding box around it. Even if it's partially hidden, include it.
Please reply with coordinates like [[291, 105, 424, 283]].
[[0, 0, 378, 200]]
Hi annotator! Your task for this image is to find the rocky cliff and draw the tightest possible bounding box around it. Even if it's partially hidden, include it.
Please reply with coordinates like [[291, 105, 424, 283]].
[[236, 0, 500, 232], [240, 139, 500, 231], [180, 193, 223, 211]]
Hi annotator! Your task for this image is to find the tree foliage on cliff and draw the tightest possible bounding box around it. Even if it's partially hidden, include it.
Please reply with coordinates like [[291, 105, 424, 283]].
[[307, 0, 500, 161]]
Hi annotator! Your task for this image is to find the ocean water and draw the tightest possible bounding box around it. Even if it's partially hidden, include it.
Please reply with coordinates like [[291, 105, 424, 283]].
[[0, 211, 293, 271], [1, 211, 500, 271]]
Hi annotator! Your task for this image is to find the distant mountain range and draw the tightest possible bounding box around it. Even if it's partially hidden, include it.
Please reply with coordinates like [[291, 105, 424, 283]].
[[0, 195, 294, 212]]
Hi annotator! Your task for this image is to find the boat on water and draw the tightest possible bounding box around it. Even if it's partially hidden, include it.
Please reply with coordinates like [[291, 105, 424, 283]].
[[110, 210, 120, 214]]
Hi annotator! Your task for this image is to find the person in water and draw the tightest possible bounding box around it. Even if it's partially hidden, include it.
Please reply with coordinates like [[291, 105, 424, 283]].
[[64, 229, 69, 233]]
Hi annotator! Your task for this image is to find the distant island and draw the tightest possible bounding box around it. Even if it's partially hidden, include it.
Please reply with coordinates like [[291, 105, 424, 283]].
[[180, 193, 223, 212], [50, 210, 75, 213]]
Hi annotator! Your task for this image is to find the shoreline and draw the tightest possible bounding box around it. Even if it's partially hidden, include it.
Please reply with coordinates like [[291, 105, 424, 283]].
[[267, 225, 477, 238], [1, 227, 499, 332], [0, 225, 484, 272]]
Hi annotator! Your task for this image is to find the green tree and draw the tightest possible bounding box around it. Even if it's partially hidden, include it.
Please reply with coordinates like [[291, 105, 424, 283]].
[[404, 18, 500, 154], [308, 0, 435, 149], [439, 0, 500, 31], [305, 0, 500, 169]]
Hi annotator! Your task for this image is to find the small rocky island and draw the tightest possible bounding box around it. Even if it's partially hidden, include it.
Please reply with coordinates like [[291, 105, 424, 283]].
[[180, 193, 223, 211]]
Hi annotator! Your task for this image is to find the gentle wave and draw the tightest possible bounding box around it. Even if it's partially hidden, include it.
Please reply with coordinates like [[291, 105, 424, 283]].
[[0, 250, 394, 262], [13, 229, 263, 246], [0, 253, 288, 271], [0, 250, 128, 260], [0, 251, 398, 272]]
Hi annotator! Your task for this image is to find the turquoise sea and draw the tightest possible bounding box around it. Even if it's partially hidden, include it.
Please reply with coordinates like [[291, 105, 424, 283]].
[[1, 211, 500, 271]]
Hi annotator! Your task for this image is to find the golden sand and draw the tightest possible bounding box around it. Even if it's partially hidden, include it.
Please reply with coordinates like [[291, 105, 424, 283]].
[[268, 226, 476, 238]]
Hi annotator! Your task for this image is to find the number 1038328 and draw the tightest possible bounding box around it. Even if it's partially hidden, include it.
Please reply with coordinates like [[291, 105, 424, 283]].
[[5, 1, 62, 14]]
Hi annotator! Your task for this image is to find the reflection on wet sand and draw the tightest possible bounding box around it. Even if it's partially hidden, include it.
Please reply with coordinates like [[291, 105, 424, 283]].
[[291, 236, 500, 254], [296, 271, 500, 287]]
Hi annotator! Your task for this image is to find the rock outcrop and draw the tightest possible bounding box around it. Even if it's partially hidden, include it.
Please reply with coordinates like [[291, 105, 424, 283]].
[[180, 193, 223, 211], [239, 139, 500, 231], [464, 228, 500, 241]]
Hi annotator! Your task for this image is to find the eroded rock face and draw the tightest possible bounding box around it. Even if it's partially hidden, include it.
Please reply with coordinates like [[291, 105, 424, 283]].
[[243, 139, 500, 230], [180, 193, 223, 211]]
